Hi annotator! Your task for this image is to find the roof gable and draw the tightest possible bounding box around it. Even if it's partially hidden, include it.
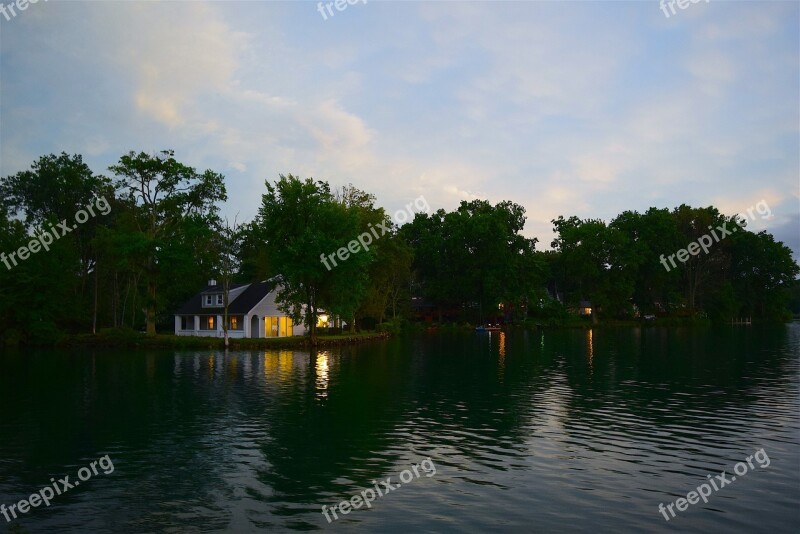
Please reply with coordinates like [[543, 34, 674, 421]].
[[175, 280, 278, 315]]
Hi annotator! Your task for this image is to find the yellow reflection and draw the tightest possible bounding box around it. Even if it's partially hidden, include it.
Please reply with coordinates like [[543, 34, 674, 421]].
[[208, 353, 215, 379], [498, 331, 506, 380], [587, 329, 594, 365], [264, 351, 279, 380], [279, 350, 294, 377], [315, 351, 330, 399], [228, 355, 238, 380]]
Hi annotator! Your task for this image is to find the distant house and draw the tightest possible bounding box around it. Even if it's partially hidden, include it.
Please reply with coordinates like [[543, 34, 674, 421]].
[[174, 278, 306, 338], [568, 300, 593, 316]]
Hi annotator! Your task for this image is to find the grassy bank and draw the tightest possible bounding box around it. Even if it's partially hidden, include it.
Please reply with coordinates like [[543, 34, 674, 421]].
[[55, 329, 391, 350]]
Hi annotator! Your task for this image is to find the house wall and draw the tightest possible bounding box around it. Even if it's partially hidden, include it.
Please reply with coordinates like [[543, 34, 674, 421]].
[[246, 287, 308, 337]]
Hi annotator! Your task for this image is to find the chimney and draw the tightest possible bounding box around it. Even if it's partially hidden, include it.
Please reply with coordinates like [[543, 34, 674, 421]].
[[208, 279, 217, 287]]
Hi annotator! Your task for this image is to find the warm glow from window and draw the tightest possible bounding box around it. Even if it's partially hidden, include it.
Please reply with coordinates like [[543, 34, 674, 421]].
[[265, 317, 278, 337], [317, 314, 329, 328], [279, 317, 293, 337], [265, 317, 293, 337], [207, 316, 215, 329]]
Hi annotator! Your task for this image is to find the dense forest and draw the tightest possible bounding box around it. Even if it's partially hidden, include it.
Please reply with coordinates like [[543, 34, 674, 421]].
[[1, 151, 798, 344]]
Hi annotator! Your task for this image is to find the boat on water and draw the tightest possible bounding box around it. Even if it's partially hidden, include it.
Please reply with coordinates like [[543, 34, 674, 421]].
[[475, 324, 501, 332]]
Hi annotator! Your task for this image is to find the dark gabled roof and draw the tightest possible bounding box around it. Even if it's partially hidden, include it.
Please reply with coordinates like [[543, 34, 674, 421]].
[[228, 280, 278, 313], [175, 279, 279, 315]]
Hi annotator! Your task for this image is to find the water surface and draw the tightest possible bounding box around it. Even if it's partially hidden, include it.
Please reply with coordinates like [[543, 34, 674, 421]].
[[1, 325, 798, 532]]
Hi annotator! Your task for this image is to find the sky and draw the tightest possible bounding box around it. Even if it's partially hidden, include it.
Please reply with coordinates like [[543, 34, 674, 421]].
[[1, 0, 798, 257]]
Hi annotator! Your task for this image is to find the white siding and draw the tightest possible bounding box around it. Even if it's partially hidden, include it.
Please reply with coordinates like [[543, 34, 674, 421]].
[[247, 285, 308, 337]]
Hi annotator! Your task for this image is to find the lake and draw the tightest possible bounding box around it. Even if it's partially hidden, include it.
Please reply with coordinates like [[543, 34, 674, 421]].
[[1, 325, 798, 532]]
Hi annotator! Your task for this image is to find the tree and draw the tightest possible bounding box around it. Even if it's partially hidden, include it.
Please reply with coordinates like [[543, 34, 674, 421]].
[[257, 175, 370, 343], [215, 216, 242, 349], [402, 200, 542, 323], [109, 150, 226, 335], [331, 184, 386, 331], [1, 153, 113, 335], [729, 229, 799, 321], [399, 209, 455, 320], [670, 205, 731, 313], [359, 233, 413, 324]]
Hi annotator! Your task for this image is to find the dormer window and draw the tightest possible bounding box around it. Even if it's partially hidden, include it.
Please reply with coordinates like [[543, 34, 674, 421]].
[[203, 293, 223, 308]]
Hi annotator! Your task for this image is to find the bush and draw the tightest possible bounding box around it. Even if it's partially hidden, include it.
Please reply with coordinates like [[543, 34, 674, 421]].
[[1, 328, 23, 346], [26, 320, 65, 346], [97, 326, 142, 341], [377, 318, 404, 334]]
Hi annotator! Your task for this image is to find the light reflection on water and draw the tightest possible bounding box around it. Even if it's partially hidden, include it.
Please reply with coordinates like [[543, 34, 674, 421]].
[[316, 351, 330, 400], [0, 325, 798, 533]]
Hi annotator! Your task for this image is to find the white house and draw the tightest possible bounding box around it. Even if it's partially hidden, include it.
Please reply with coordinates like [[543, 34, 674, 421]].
[[174, 278, 308, 338]]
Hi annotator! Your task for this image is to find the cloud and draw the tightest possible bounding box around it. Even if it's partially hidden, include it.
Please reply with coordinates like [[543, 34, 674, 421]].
[[0, 0, 796, 258]]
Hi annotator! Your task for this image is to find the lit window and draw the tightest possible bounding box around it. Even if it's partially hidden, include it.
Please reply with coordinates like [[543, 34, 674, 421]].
[[265, 317, 279, 337], [279, 316, 293, 337]]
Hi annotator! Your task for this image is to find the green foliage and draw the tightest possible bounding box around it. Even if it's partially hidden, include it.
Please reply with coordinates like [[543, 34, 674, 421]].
[[376, 317, 405, 334], [547, 205, 798, 323], [400, 199, 542, 323], [0, 155, 109, 340], [2, 150, 797, 347], [109, 150, 227, 335], [358, 231, 413, 324], [729, 230, 799, 321], [256, 175, 373, 341]]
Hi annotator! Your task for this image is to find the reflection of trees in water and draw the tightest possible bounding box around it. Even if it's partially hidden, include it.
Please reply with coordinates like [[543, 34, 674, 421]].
[[252, 344, 416, 515], [555, 326, 798, 446], [0, 326, 796, 530]]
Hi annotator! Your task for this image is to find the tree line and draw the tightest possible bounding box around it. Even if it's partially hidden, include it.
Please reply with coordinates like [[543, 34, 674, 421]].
[[1, 151, 797, 344]]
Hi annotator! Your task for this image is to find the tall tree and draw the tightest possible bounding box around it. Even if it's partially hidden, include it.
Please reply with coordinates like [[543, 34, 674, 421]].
[[729, 229, 799, 321], [550, 216, 638, 320], [610, 208, 683, 313], [670, 205, 731, 312], [109, 150, 226, 335], [257, 175, 370, 343], [358, 233, 413, 325], [331, 184, 385, 331], [1, 153, 113, 334], [402, 200, 542, 323], [215, 216, 242, 349]]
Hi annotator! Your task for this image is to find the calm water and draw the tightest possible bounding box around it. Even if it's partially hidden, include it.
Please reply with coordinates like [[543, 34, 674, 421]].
[[1, 326, 799, 533]]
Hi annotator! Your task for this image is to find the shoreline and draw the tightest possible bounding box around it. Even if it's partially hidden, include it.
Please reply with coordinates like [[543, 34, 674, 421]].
[[50, 331, 392, 350], [6, 318, 792, 349]]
